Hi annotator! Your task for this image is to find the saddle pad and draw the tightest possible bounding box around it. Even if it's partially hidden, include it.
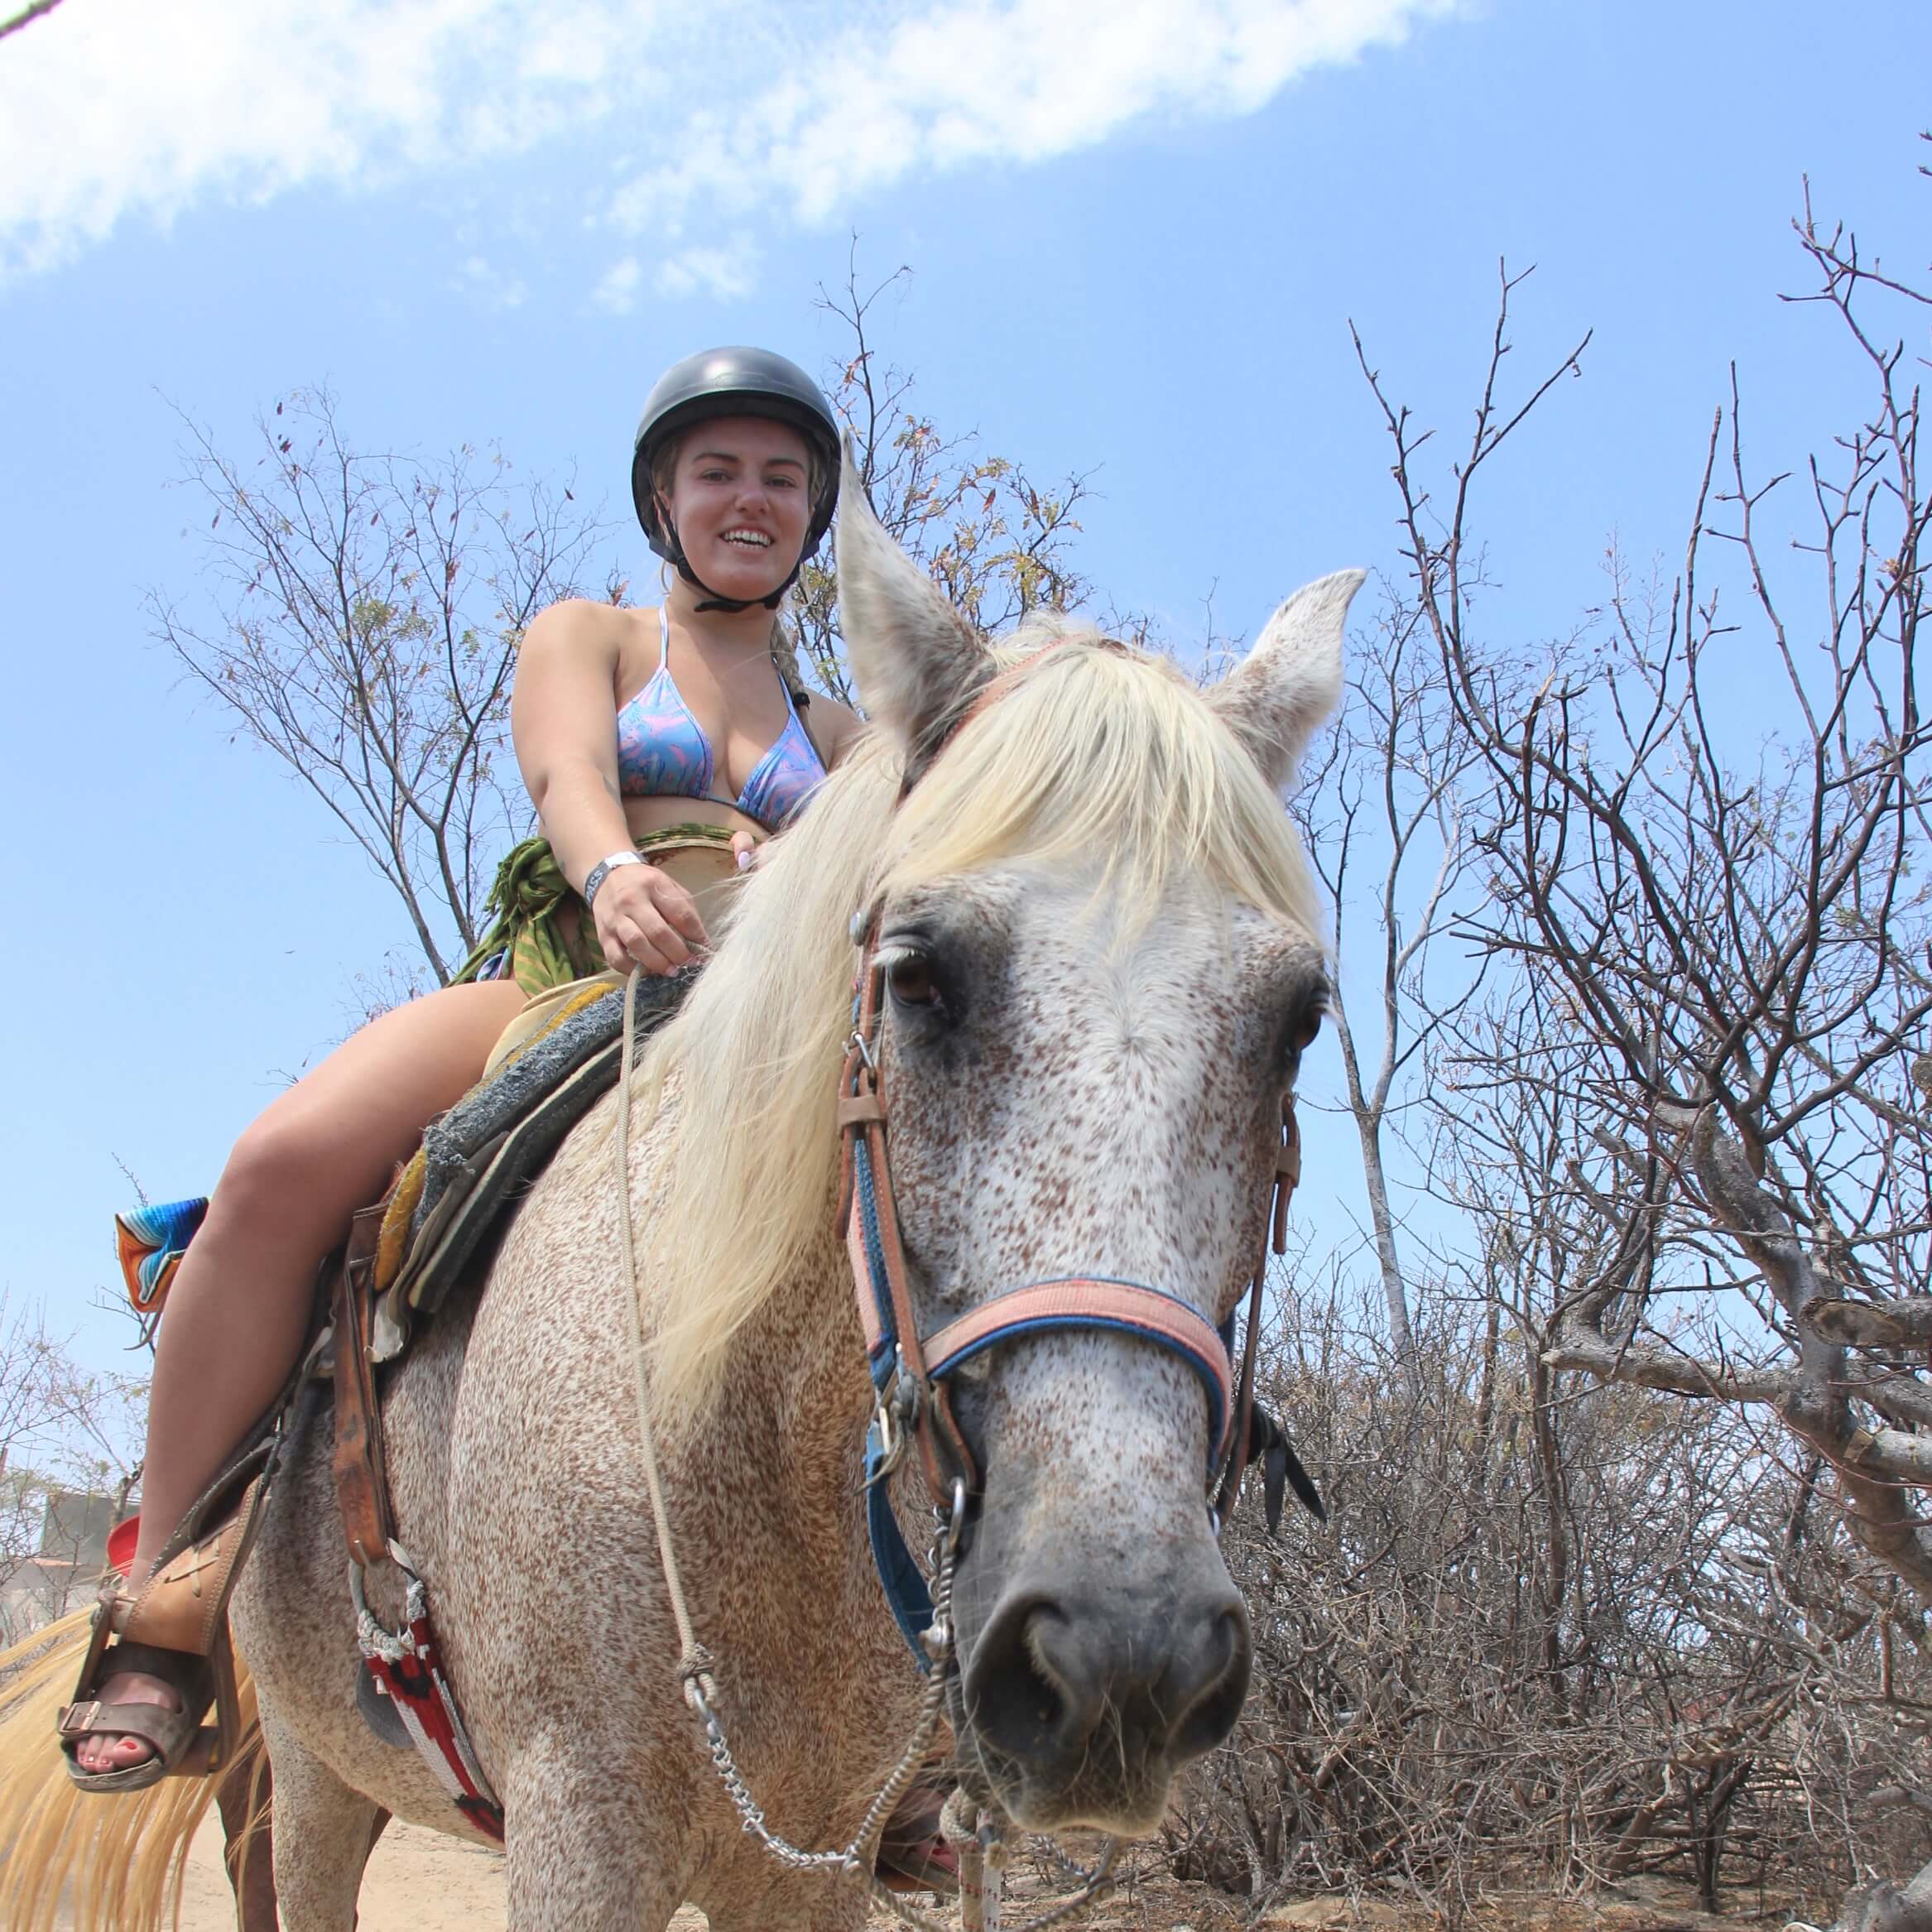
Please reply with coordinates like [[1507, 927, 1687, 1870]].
[[114, 1196, 210, 1313], [368, 968, 691, 1362]]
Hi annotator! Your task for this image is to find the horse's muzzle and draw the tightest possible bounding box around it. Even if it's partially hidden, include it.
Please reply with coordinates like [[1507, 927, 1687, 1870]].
[[959, 1571, 1252, 1830]]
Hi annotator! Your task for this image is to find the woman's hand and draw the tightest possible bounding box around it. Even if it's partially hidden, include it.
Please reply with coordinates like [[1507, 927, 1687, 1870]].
[[592, 863, 709, 976], [730, 830, 767, 872]]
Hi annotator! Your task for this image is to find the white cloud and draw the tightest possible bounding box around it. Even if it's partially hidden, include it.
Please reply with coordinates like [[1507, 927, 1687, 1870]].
[[616, 0, 1465, 233], [0, 0, 653, 277], [0, 0, 1464, 289], [655, 241, 759, 302], [593, 255, 644, 314], [454, 254, 527, 310]]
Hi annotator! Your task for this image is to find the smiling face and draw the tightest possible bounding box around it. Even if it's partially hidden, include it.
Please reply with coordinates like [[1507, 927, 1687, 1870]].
[[658, 414, 815, 601]]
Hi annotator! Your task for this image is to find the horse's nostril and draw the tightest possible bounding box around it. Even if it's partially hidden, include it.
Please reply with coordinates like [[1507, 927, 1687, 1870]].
[[1170, 1607, 1250, 1759], [964, 1597, 1076, 1763], [965, 1578, 1252, 1787]]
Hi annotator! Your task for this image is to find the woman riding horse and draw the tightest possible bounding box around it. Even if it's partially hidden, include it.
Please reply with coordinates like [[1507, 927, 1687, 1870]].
[[61, 346, 863, 1788]]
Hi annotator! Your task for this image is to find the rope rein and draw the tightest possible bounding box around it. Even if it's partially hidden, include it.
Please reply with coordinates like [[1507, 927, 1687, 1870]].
[[613, 968, 1114, 1930], [613, 967, 709, 1689]]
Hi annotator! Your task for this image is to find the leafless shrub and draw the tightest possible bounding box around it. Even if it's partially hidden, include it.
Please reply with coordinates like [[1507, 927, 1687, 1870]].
[[0, 1294, 142, 1646], [1172, 1283, 1932, 1922], [1233, 152, 1932, 1925], [1359, 191, 1932, 1597]]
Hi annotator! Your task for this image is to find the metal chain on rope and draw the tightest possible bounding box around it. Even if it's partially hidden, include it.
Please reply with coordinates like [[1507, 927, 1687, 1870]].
[[613, 969, 1120, 1932]]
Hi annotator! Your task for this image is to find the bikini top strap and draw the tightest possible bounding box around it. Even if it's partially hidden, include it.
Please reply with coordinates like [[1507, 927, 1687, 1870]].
[[781, 665, 831, 773], [657, 603, 671, 670]]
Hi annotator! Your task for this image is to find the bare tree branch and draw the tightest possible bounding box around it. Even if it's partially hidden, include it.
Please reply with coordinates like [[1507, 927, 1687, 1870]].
[[0, 0, 67, 44], [151, 387, 613, 987], [792, 251, 1094, 700]]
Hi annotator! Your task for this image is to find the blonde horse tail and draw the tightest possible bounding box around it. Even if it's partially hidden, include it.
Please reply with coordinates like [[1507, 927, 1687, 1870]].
[[0, 1612, 268, 1932]]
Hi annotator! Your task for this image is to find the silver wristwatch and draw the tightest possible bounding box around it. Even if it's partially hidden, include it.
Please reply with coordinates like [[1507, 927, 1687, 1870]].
[[582, 849, 644, 910]]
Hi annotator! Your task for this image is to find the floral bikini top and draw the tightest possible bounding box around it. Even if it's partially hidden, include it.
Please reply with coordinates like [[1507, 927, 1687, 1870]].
[[615, 607, 827, 830]]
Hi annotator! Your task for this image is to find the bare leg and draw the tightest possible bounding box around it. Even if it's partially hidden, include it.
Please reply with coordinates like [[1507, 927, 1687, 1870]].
[[73, 978, 528, 1777]]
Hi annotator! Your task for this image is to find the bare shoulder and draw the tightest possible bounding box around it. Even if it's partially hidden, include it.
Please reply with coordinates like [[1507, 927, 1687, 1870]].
[[520, 597, 648, 670], [806, 693, 867, 765]]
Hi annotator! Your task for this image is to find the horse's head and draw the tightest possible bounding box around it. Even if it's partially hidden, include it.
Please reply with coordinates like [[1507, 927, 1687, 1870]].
[[835, 451, 1358, 1833]]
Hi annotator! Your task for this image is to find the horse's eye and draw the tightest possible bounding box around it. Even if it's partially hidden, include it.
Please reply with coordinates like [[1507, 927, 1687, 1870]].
[[887, 949, 938, 1007], [1288, 1001, 1324, 1055]]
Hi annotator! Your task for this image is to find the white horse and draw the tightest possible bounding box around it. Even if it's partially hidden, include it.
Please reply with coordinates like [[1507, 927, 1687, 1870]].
[[0, 455, 1358, 1930]]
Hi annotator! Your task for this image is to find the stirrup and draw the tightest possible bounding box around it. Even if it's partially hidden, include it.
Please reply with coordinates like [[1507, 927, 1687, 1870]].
[[57, 1471, 270, 1794]]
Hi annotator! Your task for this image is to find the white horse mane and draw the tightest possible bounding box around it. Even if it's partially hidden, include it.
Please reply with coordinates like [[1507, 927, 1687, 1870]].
[[590, 628, 1326, 1422]]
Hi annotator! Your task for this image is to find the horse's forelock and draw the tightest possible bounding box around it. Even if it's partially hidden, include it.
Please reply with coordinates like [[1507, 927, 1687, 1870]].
[[882, 635, 1323, 940]]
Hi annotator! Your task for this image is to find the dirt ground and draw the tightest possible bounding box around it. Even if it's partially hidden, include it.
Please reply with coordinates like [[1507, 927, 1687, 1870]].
[[161, 1816, 1235, 1929], [161, 1814, 1795, 1932], [169, 1814, 523, 1932]]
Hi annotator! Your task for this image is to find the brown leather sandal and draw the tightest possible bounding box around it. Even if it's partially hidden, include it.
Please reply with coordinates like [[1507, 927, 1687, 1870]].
[[58, 1475, 265, 1795], [56, 1639, 219, 1793]]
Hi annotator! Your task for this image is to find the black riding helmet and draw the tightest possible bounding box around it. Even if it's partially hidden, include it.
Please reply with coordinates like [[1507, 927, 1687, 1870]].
[[632, 346, 841, 613]]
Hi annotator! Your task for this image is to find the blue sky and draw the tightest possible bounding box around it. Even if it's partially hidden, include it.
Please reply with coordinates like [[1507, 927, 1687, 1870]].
[[1, 0, 1926, 1382]]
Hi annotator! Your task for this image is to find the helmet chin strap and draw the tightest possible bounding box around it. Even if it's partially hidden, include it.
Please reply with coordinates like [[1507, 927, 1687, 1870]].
[[660, 494, 804, 613], [680, 555, 798, 614]]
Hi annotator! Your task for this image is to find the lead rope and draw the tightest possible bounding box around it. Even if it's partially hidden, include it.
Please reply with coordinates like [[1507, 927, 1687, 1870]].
[[612, 969, 1118, 1930]]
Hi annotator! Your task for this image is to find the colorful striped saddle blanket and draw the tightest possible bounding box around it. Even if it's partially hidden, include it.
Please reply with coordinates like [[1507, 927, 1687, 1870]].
[[114, 969, 692, 1362]]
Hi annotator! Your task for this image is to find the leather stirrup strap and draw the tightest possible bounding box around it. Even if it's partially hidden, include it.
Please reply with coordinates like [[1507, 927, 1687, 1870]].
[[332, 1204, 394, 1569]]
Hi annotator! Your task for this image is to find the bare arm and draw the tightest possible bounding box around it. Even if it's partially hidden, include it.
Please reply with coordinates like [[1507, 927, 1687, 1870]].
[[511, 598, 632, 894]]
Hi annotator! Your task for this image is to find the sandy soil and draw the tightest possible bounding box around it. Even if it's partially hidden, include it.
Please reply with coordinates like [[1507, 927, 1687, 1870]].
[[164, 1816, 1212, 1929], [169, 1815, 519, 1932], [159, 1816, 1791, 1932]]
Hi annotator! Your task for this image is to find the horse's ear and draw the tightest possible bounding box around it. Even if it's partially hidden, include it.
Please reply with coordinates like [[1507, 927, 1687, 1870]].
[[835, 435, 992, 757], [1205, 570, 1364, 790]]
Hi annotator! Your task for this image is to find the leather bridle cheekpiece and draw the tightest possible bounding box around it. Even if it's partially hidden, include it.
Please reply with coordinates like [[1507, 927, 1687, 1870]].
[[835, 640, 1304, 1664]]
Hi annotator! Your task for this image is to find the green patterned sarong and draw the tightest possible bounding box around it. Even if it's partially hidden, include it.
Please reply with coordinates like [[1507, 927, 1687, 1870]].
[[453, 824, 738, 997]]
